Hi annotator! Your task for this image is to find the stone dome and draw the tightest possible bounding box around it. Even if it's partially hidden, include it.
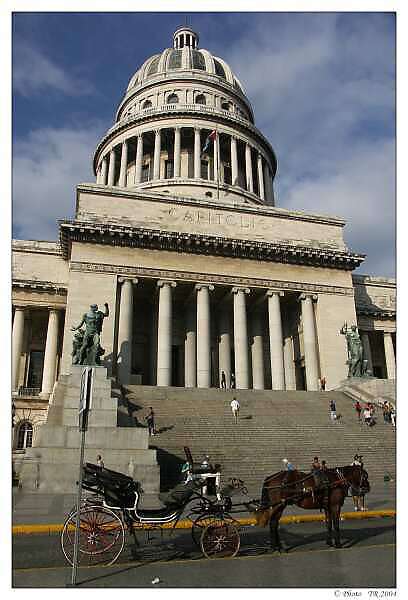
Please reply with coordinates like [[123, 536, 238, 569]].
[[126, 26, 246, 97]]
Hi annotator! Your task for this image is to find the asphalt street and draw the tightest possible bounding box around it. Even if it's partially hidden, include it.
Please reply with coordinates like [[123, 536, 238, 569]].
[[12, 517, 396, 588]]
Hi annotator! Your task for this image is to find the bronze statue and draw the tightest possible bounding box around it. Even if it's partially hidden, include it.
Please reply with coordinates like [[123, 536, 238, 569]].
[[71, 303, 109, 365], [340, 322, 364, 377]]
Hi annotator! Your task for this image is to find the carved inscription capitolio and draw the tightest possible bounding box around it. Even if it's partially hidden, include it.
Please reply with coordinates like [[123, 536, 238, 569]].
[[161, 206, 270, 234]]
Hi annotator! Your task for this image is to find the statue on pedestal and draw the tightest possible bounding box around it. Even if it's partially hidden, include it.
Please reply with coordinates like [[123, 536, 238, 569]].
[[340, 322, 364, 377], [71, 303, 109, 366]]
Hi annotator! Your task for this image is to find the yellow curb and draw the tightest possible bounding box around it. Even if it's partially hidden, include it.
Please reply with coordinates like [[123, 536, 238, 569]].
[[12, 509, 395, 536]]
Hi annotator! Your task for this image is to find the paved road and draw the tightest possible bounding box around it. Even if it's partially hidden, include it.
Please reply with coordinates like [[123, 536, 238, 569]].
[[13, 517, 396, 588]]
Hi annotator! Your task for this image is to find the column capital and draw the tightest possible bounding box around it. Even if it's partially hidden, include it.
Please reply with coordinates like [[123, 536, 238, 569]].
[[231, 287, 251, 295], [118, 277, 138, 285], [194, 126, 201, 133], [267, 289, 285, 298], [154, 128, 161, 136], [195, 283, 215, 292], [299, 292, 318, 302], [13, 304, 28, 312], [137, 133, 143, 140], [157, 280, 177, 289], [174, 125, 181, 132], [46, 307, 60, 315]]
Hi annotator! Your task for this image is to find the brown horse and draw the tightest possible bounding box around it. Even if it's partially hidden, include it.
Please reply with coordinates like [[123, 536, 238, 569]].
[[255, 465, 370, 550]]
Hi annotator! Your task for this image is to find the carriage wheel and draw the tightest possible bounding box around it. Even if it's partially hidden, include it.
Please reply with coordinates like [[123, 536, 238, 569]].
[[200, 521, 240, 559], [191, 514, 235, 548], [61, 505, 125, 567]]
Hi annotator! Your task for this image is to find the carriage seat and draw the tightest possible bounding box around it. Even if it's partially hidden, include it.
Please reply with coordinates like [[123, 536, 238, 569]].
[[183, 446, 220, 475], [158, 479, 197, 509]]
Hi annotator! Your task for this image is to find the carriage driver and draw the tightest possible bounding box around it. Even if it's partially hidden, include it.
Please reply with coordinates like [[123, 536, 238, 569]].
[[181, 455, 222, 501]]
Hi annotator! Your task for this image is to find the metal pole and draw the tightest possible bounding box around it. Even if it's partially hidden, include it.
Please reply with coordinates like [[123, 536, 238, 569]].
[[71, 425, 86, 586]]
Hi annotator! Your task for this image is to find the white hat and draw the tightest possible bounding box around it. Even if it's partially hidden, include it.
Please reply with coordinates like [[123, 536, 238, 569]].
[[282, 458, 288, 463]]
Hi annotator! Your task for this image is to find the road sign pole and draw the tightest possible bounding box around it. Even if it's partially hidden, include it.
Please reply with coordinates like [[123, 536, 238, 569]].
[[69, 367, 93, 587]]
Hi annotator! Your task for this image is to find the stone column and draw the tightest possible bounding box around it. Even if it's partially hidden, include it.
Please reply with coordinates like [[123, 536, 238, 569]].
[[119, 139, 128, 187], [213, 133, 219, 182], [100, 156, 108, 185], [257, 153, 265, 200], [231, 136, 238, 186], [184, 301, 196, 388], [245, 143, 253, 193], [174, 127, 181, 178], [107, 148, 116, 186], [232, 287, 250, 389], [12, 307, 26, 391], [283, 337, 296, 390], [361, 332, 373, 374], [40, 309, 60, 397], [195, 284, 214, 388], [251, 310, 265, 390], [300, 293, 320, 391], [135, 134, 143, 184], [267, 291, 285, 390], [156, 280, 176, 386], [194, 127, 201, 179], [117, 278, 138, 384], [218, 308, 231, 387], [383, 332, 396, 380], [153, 129, 161, 180]]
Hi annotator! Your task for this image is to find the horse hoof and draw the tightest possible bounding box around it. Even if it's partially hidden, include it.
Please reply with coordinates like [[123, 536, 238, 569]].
[[326, 540, 333, 546]]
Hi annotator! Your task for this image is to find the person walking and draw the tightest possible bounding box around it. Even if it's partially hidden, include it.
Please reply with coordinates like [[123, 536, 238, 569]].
[[329, 399, 337, 421], [220, 370, 227, 390], [355, 400, 362, 421], [145, 407, 156, 435], [230, 372, 236, 389], [96, 454, 104, 469], [320, 376, 326, 391], [351, 454, 366, 511], [230, 397, 240, 423]]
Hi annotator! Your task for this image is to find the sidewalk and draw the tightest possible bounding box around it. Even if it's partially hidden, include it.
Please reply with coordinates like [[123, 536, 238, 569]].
[[12, 482, 396, 532]]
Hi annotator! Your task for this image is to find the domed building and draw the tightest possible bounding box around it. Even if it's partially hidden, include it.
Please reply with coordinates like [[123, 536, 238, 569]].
[[12, 28, 395, 491]]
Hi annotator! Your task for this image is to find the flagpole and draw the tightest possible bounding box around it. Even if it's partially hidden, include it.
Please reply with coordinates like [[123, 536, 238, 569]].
[[216, 126, 220, 200]]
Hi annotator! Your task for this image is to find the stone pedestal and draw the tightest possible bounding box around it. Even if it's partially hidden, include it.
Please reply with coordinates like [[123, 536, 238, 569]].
[[17, 367, 159, 494]]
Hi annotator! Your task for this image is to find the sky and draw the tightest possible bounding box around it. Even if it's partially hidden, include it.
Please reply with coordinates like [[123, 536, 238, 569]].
[[12, 11, 396, 277]]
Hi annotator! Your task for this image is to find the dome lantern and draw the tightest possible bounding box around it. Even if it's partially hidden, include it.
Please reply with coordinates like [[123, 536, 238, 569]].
[[173, 26, 199, 49]]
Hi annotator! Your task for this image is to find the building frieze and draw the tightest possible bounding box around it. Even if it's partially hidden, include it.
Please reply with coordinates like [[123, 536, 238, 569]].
[[69, 260, 355, 296], [12, 279, 68, 295], [60, 219, 364, 271]]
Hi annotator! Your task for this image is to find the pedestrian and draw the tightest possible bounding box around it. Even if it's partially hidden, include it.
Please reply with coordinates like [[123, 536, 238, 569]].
[[355, 400, 362, 421], [320, 376, 326, 391], [329, 399, 337, 421], [382, 401, 390, 423], [230, 372, 236, 389], [230, 397, 240, 423], [350, 454, 366, 511], [96, 454, 104, 469], [390, 406, 396, 427], [363, 406, 373, 426], [220, 370, 227, 390], [145, 407, 156, 435], [282, 458, 295, 471]]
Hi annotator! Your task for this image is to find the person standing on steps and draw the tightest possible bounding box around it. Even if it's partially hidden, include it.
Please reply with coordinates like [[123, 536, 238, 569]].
[[230, 397, 240, 423], [230, 372, 236, 389], [355, 400, 362, 421], [96, 454, 104, 469], [145, 407, 156, 436], [220, 370, 227, 390], [320, 376, 326, 391], [329, 399, 337, 421]]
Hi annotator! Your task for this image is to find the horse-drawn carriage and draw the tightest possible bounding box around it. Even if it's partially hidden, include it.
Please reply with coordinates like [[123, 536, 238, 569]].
[[61, 448, 248, 566], [60, 448, 370, 566]]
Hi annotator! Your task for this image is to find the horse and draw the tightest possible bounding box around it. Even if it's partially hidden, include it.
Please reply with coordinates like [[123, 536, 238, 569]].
[[255, 465, 370, 550]]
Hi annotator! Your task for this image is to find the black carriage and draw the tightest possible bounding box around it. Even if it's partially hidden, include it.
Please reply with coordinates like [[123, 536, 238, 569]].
[[61, 450, 247, 566]]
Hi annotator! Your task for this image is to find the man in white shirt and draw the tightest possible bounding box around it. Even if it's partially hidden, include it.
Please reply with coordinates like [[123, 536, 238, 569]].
[[230, 397, 240, 423]]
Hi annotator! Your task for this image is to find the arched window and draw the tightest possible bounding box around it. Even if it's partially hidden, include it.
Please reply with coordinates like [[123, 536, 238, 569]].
[[195, 94, 206, 106], [17, 421, 33, 449], [142, 100, 152, 110], [221, 101, 231, 111], [167, 93, 179, 104]]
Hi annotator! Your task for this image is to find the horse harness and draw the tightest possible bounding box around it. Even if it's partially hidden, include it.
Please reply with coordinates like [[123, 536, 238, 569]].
[[262, 469, 349, 509]]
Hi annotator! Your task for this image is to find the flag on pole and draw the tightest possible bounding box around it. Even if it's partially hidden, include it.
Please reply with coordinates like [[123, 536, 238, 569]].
[[201, 130, 217, 155]]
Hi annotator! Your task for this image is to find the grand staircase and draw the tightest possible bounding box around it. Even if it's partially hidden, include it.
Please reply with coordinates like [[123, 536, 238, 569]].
[[119, 386, 396, 496]]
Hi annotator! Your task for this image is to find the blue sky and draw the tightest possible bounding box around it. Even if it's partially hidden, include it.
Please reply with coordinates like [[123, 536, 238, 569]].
[[12, 12, 396, 276]]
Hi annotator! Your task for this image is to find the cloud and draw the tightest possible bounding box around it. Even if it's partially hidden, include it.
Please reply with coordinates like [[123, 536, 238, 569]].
[[13, 41, 94, 96], [222, 14, 395, 276], [13, 124, 105, 240]]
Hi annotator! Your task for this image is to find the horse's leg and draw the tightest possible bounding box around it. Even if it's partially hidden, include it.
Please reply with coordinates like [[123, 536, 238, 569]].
[[269, 505, 285, 552], [333, 505, 342, 548], [325, 508, 333, 546]]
